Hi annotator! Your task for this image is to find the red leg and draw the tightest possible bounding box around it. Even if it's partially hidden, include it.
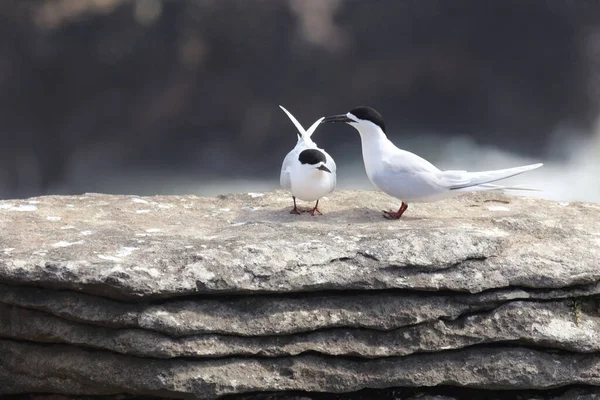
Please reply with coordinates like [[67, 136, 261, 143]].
[[383, 202, 408, 219], [309, 200, 323, 216], [290, 196, 302, 215]]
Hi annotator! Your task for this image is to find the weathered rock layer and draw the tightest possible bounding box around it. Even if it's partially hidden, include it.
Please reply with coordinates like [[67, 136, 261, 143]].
[[1, 190, 599, 399]]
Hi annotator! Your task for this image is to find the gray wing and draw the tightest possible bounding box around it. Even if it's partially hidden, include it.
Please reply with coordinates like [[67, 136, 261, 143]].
[[437, 163, 543, 190], [280, 149, 296, 189], [382, 148, 440, 174]]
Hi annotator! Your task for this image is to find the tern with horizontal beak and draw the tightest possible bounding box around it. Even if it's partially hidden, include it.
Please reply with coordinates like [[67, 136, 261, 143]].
[[322, 106, 542, 219]]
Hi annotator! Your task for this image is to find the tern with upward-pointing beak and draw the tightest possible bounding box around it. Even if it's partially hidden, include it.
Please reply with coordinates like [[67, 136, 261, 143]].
[[279, 105, 337, 215], [322, 106, 542, 219]]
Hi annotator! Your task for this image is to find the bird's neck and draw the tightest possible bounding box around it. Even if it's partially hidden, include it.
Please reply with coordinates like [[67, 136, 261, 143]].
[[356, 126, 391, 177], [357, 126, 391, 156]]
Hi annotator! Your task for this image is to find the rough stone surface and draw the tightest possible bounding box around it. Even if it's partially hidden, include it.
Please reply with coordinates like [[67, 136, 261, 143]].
[[1, 191, 599, 299], [1, 191, 600, 399], [2, 299, 599, 359], [230, 388, 600, 400], [3, 341, 600, 397]]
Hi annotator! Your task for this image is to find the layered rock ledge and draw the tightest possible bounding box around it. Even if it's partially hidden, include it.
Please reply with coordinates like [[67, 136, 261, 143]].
[[1, 190, 599, 399]]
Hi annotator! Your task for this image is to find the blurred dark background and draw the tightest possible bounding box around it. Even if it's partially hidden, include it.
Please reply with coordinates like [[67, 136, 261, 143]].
[[1, 0, 599, 201]]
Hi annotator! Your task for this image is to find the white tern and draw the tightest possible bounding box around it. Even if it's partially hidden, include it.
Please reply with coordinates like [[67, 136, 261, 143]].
[[322, 106, 542, 219], [279, 105, 337, 215]]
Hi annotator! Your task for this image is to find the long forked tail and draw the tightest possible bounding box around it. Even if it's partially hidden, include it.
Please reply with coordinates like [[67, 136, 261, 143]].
[[464, 183, 542, 193], [279, 105, 323, 144], [444, 163, 543, 191]]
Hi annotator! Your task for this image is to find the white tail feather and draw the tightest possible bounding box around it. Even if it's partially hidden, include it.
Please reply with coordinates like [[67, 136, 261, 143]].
[[305, 116, 324, 139], [279, 105, 324, 144], [476, 183, 542, 192]]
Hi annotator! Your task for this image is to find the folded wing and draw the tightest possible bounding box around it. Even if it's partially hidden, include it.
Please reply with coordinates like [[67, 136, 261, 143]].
[[438, 163, 543, 190]]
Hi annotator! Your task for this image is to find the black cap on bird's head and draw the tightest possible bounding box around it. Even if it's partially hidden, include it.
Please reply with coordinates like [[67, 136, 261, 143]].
[[298, 149, 331, 173], [322, 106, 386, 133]]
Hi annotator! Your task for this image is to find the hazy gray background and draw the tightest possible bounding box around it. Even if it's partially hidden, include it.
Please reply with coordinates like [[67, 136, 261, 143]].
[[1, 0, 599, 202]]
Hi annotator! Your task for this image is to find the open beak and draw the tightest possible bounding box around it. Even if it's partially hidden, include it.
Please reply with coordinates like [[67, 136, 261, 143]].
[[322, 114, 353, 124], [317, 164, 331, 173]]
